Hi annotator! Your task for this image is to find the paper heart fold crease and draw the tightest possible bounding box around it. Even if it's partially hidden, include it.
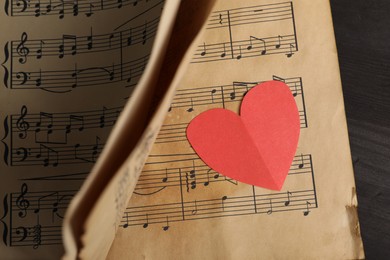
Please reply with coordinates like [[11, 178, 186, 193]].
[[186, 80, 300, 190]]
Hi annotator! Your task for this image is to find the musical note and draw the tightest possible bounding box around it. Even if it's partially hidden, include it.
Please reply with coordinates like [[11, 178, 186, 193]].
[[236, 45, 242, 60], [117, 0, 123, 9], [59, 35, 77, 58], [276, 35, 282, 49], [34, 1, 41, 17], [220, 43, 226, 58], [87, 28, 93, 50], [16, 106, 30, 139], [221, 195, 227, 211], [39, 144, 59, 167], [36, 40, 44, 59], [66, 115, 85, 134], [35, 69, 42, 87], [303, 201, 311, 216], [142, 21, 148, 45], [123, 212, 129, 228], [298, 154, 305, 169], [32, 222, 42, 249], [284, 191, 292, 206], [204, 169, 212, 186], [162, 168, 168, 183], [143, 214, 149, 228], [92, 136, 101, 162], [286, 44, 295, 58], [186, 98, 194, 112], [35, 112, 53, 135], [100, 106, 107, 128], [16, 32, 29, 64], [191, 200, 198, 215], [267, 199, 273, 215], [200, 43, 207, 56], [162, 216, 169, 231], [15, 183, 29, 218], [86, 3, 95, 17], [248, 36, 266, 55]]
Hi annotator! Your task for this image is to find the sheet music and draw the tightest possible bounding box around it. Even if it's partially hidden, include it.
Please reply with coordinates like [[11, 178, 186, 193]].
[[0, 1, 165, 258], [107, 0, 364, 259]]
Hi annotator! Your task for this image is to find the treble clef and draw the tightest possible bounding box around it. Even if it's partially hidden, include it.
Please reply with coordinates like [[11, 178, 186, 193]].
[[16, 105, 29, 139], [16, 32, 29, 64], [15, 183, 30, 218]]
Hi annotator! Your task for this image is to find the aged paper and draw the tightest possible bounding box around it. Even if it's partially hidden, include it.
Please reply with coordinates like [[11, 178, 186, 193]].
[[0, 1, 168, 259], [63, 1, 217, 259], [107, 0, 365, 259]]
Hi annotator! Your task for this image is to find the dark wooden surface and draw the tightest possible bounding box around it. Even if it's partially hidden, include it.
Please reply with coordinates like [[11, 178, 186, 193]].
[[330, 1, 390, 259]]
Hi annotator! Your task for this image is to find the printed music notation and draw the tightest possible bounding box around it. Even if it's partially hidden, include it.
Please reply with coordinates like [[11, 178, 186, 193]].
[[10, 17, 159, 62], [192, 2, 298, 63], [10, 106, 121, 141], [10, 138, 103, 166], [160, 76, 307, 144], [121, 189, 317, 229], [10, 53, 148, 91], [5, 0, 156, 18], [135, 153, 313, 194], [3, 1, 163, 93], [1, 183, 75, 248]]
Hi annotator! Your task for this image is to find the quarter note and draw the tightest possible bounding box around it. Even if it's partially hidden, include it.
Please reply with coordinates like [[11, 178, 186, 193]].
[[36, 40, 44, 59], [162, 216, 169, 231], [127, 28, 133, 46], [87, 28, 93, 50], [191, 200, 198, 215], [187, 98, 194, 112], [303, 201, 311, 216], [221, 195, 227, 211], [143, 214, 149, 228], [72, 0, 79, 16], [142, 21, 148, 45], [236, 45, 242, 60], [267, 199, 273, 215], [220, 43, 226, 58], [86, 3, 95, 17], [162, 168, 168, 182], [123, 212, 129, 228], [276, 35, 282, 49], [200, 43, 207, 56], [92, 136, 101, 162], [34, 1, 41, 17], [100, 106, 107, 128], [284, 191, 292, 206], [286, 44, 295, 58], [298, 154, 304, 169]]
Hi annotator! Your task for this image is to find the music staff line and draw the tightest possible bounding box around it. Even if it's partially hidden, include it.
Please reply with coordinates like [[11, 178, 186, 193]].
[[193, 34, 297, 63], [11, 138, 103, 166], [11, 185, 74, 219], [121, 189, 317, 229], [7, 0, 155, 18], [10, 225, 62, 248], [12, 17, 159, 64], [11, 105, 121, 141], [207, 2, 293, 29], [10, 54, 148, 91], [135, 154, 312, 192]]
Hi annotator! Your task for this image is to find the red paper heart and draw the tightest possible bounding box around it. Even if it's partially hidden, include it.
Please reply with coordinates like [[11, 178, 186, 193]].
[[186, 81, 300, 190]]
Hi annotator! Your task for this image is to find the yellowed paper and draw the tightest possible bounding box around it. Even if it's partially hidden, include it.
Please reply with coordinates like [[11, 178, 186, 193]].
[[63, 1, 217, 259], [107, 0, 365, 259], [0, 1, 167, 259]]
